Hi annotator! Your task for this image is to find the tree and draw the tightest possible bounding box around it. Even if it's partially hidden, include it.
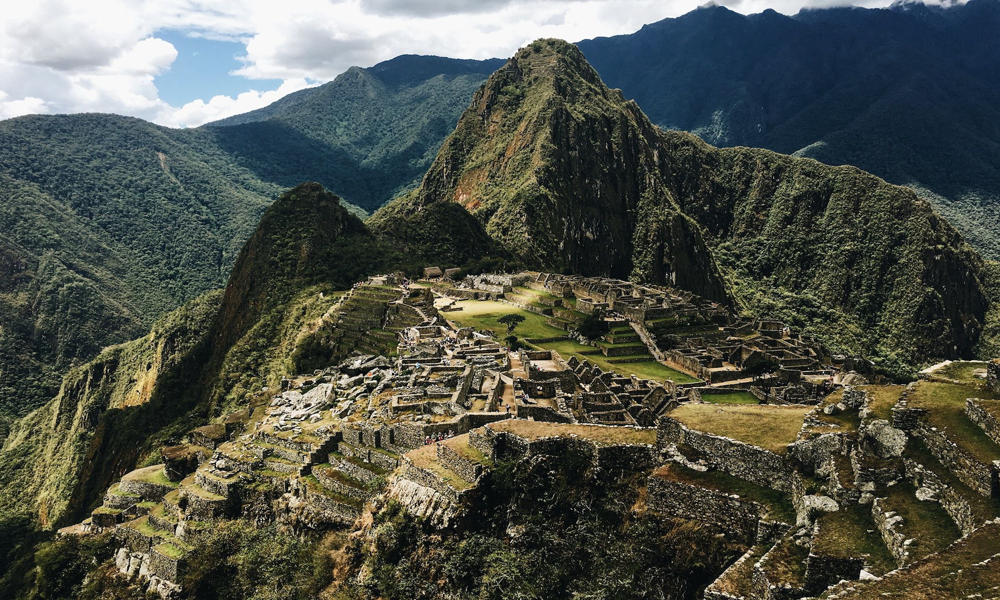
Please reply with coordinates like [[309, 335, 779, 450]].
[[498, 314, 525, 335], [576, 310, 610, 340]]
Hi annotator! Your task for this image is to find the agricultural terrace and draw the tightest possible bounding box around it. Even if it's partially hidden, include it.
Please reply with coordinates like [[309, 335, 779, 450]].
[[443, 300, 700, 383], [667, 404, 809, 453], [909, 381, 1000, 464], [488, 419, 657, 446]]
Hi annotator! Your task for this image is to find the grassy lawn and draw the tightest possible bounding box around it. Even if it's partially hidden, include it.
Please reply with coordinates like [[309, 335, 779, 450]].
[[488, 420, 657, 446], [653, 463, 795, 523], [813, 504, 897, 575], [668, 404, 809, 453], [124, 465, 179, 488], [936, 361, 989, 384], [860, 385, 906, 421], [882, 483, 962, 560], [445, 300, 701, 383], [909, 381, 1000, 463], [701, 391, 760, 405], [445, 300, 566, 339], [760, 534, 808, 588], [405, 445, 473, 490]]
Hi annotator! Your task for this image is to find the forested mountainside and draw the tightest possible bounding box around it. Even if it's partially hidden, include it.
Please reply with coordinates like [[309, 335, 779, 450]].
[[205, 55, 504, 213], [372, 39, 992, 375], [577, 0, 1000, 259], [0, 56, 497, 428], [1, 39, 998, 600]]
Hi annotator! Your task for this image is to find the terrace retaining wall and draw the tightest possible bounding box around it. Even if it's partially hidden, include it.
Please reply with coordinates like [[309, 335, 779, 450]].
[[914, 422, 998, 498], [966, 399, 1000, 446], [988, 359, 1000, 393], [903, 458, 980, 535], [871, 496, 911, 567], [657, 417, 798, 493], [646, 475, 761, 543]]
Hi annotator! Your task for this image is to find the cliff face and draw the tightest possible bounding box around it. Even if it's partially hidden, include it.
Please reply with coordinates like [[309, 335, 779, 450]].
[[0, 291, 220, 527], [371, 39, 731, 304], [652, 134, 990, 364], [374, 39, 991, 368]]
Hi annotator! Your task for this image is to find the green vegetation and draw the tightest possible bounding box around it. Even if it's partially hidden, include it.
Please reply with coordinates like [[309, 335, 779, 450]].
[[344, 444, 741, 600], [813, 505, 897, 575], [654, 463, 795, 523], [700, 391, 760, 405], [444, 300, 700, 382], [181, 521, 341, 600], [0, 56, 499, 425], [881, 483, 962, 560], [667, 404, 808, 453], [578, 2, 1000, 261], [909, 381, 1000, 464]]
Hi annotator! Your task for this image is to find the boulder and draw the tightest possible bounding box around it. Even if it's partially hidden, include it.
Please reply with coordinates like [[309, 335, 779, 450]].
[[863, 419, 907, 458], [798, 494, 840, 526]]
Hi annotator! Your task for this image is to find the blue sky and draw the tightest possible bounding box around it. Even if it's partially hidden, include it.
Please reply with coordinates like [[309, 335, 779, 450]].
[[154, 31, 282, 107]]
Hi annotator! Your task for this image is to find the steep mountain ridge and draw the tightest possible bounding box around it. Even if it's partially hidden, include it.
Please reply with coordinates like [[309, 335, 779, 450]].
[[577, 0, 1000, 259], [0, 56, 495, 424], [373, 39, 991, 371], [371, 40, 730, 304]]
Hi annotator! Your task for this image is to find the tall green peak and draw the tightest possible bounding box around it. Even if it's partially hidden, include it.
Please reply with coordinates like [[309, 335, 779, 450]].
[[372, 39, 731, 304], [372, 39, 992, 371], [218, 182, 381, 350]]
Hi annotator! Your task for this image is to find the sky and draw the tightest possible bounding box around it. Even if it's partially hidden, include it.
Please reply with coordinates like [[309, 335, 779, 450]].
[[0, 0, 937, 128]]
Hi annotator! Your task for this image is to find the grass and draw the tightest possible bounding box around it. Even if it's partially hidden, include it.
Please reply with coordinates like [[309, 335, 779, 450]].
[[813, 504, 896, 575], [760, 534, 808, 587], [807, 390, 861, 433], [442, 434, 492, 466], [935, 361, 989, 384], [859, 385, 905, 421], [903, 437, 1000, 524], [653, 463, 795, 523], [302, 475, 363, 507], [154, 541, 190, 559], [817, 522, 1000, 599], [881, 483, 962, 560], [909, 381, 1000, 463], [405, 445, 473, 490], [488, 419, 657, 446], [700, 391, 760, 405], [667, 404, 808, 453], [444, 300, 701, 383], [124, 464, 179, 488]]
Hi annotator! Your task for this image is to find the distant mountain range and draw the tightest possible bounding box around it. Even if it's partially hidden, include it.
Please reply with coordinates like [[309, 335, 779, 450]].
[[0, 57, 498, 424], [578, 0, 1000, 259], [1, 0, 998, 424]]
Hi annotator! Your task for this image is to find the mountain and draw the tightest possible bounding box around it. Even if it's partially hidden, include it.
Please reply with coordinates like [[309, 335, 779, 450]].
[[0, 183, 381, 540], [205, 55, 504, 212], [0, 38, 997, 600], [374, 39, 992, 373], [0, 56, 497, 428], [576, 0, 1000, 260]]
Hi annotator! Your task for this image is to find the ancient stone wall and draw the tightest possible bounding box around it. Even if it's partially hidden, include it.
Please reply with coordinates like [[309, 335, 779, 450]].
[[399, 458, 464, 503], [804, 552, 864, 595], [149, 549, 185, 582], [915, 422, 997, 497], [646, 475, 761, 543], [966, 399, 1000, 446], [871, 496, 910, 567], [902, 458, 978, 535], [988, 359, 1000, 393], [437, 443, 483, 483], [657, 417, 798, 493]]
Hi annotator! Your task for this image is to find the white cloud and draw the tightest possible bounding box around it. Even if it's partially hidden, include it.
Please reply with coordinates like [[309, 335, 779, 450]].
[[0, 0, 961, 128], [158, 78, 316, 128]]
